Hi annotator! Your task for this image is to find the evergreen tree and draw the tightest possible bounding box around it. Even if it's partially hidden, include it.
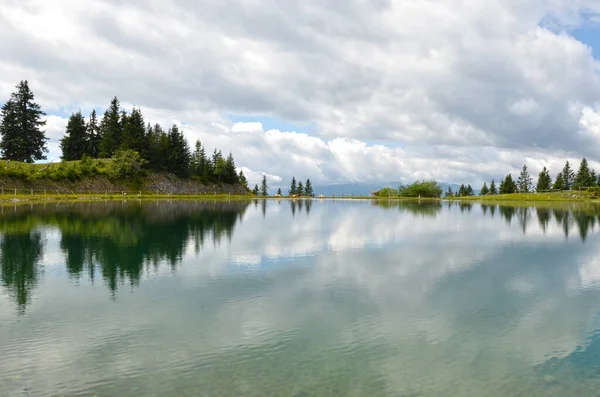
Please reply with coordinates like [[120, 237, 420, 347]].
[[60, 111, 88, 161], [553, 172, 565, 191], [499, 174, 517, 194], [536, 167, 552, 192], [305, 178, 314, 197], [480, 182, 489, 196], [166, 125, 190, 177], [252, 184, 259, 195], [562, 161, 575, 190], [98, 97, 122, 158], [289, 177, 297, 195], [517, 165, 533, 193], [574, 157, 594, 190], [458, 184, 466, 196], [0, 80, 48, 162], [211, 149, 225, 182], [489, 179, 497, 195], [191, 140, 203, 177], [224, 152, 238, 184], [277, 188, 282, 195], [444, 186, 454, 198], [87, 110, 101, 158], [297, 181, 304, 196], [120, 107, 147, 157], [466, 184, 474, 196], [146, 124, 169, 171], [238, 170, 249, 190], [260, 175, 269, 196]]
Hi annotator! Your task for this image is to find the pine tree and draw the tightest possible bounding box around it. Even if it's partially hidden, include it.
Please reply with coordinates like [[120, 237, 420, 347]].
[[238, 170, 249, 190], [553, 172, 565, 191], [480, 182, 489, 196], [224, 152, 238, 184], [562, 161, 575, 190], [211, 149, 225, 182], [60, 111, 88, 160], [87, 110, 101, 158], [277, 188, 282, 195], [305, 178, 314, 197], [574, 158, 594, 190], [489, 179, 497, 195], [191, 140, 203, 177], [120, 107, 146, 157], [458, 184, 466, 196], [252, 184, 259, 195], [166, 125, 190, 177], [536, 167, 552, 192], [466, 184, 474, 196], [297, 181, 304, 196], [517, 165, 533, 193], [146, 124, 168, 171], [0, 80, 48, 162], [289, 176, 297, 195], [500, 174, 517, 194], [260, 175, 268, 196], [98, 97, 122, 158], [444, 186, 454, 198]]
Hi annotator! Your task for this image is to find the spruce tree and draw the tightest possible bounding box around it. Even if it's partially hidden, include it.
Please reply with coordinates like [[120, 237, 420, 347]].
[[238, 170, 249, 190], [466, 184, 474, 196], [489, 179, 497, 195], [536, 167, 552, 192], [224, 152, 238, 183], [211, 149, 225, 182], [260, 175, 268, 196], [120, 107, 147, 157], [0, 80, 48, 162], [445, 186, 454, 198], [191, 140, 203, 177], [480, 182, 489, 196], [297, 181, 304, 196], [553, 172, 565, 191], [517, 165, 533, 193], [98, 97, 122, 158], [146, 124, 168, 171], [87, 110, 101, 158], [252, 184, 259, 195], [166, 125, 190, 177], [289, 177, 297, 195], [60, 111, 88, 161], [305, 178, 314, 197], [562, 161, 575, 190], [277, 188, 282, 195], [574, 158, 594, 190], [500, 174, 517, 194]]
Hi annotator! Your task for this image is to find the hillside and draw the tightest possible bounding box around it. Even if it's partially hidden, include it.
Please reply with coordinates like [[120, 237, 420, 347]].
[[0, 160, 247, 195]]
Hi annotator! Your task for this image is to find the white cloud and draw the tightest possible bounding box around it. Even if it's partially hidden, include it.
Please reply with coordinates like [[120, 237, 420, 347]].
[[2, 0, 600, 184]]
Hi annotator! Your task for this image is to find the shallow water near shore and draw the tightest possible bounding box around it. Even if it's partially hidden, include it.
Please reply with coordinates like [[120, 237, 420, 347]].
[[2, 199, 600, 396]]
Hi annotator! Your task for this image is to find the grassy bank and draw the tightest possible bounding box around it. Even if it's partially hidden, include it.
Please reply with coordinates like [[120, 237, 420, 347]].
[[450, 191, 597, 202]]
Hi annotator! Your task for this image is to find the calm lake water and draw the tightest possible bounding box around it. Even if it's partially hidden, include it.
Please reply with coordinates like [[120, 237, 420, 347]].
[[2, 199, 600, 396]]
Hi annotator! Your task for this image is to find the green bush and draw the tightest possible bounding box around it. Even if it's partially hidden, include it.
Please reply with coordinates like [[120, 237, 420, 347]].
[[109, 149, 147, 179], [398, 180, 443, 198]]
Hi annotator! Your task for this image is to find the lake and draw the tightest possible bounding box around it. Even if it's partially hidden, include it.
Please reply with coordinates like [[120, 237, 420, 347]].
[[2, 199, 600, 396]]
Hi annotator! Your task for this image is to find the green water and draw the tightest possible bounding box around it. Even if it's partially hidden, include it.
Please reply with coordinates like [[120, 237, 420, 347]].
[[2, 199, 600, 396]]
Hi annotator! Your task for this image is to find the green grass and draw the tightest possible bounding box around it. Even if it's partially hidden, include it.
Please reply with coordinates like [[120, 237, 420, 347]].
[[0, 158, 113, 181], [450, 191, 597, 202]]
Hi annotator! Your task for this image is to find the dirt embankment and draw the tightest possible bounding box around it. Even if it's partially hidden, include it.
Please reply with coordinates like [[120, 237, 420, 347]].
[[0, 173, 248, 195]]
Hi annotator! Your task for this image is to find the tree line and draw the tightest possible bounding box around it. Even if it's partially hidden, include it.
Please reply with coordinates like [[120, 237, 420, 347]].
[[446, 159, 599, 197], [0, 81, 248, 187]]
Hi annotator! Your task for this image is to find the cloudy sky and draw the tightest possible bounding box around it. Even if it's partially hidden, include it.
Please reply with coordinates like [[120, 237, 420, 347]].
[[2, 0, 600, 186]]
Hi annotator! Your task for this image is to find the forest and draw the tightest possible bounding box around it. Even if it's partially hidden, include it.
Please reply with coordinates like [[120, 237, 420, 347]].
[[0, 80, 250, 189]]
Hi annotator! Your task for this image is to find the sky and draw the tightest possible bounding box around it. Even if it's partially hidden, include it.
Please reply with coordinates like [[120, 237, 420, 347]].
[[2, 0, 600, 187]]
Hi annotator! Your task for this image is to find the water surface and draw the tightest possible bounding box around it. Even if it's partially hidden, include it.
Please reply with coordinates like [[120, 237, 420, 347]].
[[2, 199, 600, 396]]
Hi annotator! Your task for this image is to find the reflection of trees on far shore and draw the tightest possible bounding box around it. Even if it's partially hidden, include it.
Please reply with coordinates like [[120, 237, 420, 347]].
[[0, 201, 249, 312]]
